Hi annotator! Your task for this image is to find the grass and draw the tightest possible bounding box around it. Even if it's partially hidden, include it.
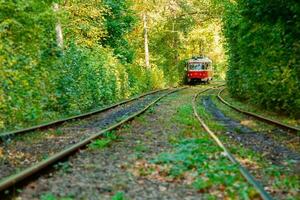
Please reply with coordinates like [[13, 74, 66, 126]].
[[134, 143, 149, 152], [220, 89, 300, 128], [40, 193, 73, 200], [54, 162, 71, 174], [111, 191, 127, 200], [14, 130, 47, 143], [88, 131, 118, 150], [152, 137, 257, 198], [148, 100, 259, 199], [88, 138, 112, 149], [136, 115, 146, 124], [54, 128, 64, 135], [147, 107, 155, 114], [144, 130, 153, 137], [211, 92, 300, 153], [36, 86, 297, 199], [197, 94, 300, 199]]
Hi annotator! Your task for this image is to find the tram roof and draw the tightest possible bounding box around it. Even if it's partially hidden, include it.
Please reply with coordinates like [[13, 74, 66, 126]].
[[188, 57, 212, 63]]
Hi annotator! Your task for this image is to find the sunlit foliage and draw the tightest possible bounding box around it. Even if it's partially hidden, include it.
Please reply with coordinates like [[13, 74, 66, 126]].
[[0, 0, 58, 129], [129, 0, 226, 85], [223, 0, 300, 116], [0, 0, 165, 131], [4, 0, 296, 131]]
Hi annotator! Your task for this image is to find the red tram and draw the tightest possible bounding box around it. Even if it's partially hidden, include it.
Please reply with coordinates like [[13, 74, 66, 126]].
[[186, 56, 213, 84]]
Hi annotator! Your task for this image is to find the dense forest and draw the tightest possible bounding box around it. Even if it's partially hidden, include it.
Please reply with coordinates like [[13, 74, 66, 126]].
[[0, 0, 299, 131], [223, 0, 300, 117], [0, 0, 225, 130]]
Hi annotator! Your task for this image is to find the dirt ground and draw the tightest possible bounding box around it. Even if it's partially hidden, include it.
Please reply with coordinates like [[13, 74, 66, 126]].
[[4, 86, 298, 200], [201, 95, 300, 165], [0, 91, 166, 180], [14, 88, 205, 200]]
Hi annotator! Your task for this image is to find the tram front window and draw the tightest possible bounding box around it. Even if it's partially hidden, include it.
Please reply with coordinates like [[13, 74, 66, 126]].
[[189, 63, 204, 70]]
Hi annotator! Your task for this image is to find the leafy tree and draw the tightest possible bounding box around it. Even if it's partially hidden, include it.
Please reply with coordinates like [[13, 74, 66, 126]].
[[223, 0, 300, 116], [0, 0, 59, 128], [0, 0, 163, 131], [0, 0, 228, 131], [101, 0, 136, 63]]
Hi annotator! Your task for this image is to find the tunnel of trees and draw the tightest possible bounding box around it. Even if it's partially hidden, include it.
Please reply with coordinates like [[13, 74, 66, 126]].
[[0, 0, 299, 131]]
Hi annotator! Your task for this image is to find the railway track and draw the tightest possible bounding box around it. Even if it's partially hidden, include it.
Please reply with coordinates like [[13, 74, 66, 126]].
[[217, 87, 300, 134], [2, 84, 295, 198], [0, 87, 185, 193], [193, 87, 273, 200], [0, 89, 168, 140]]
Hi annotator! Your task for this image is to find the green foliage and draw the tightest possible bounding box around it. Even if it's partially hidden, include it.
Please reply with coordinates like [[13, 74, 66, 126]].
[[203, 95, 300, 197], [0, 0, 59, 129], [88, 131, 118, 150], [152, 138, 257, 197], [102, 0, 136, 63], [0, 0, 167, 132], [104, 131, 118, 140], [150, 102, 260, 198], [223, 0, 300, 116], [54, 128, 64, 135], [128, 0, 226, 85], [88, 138, 112, 150], [134, 143, 149, 152], [41, 193, 57, 200], [56, 43, 125, 113], [111, 191, 126, 200], [40, 193, 73, 200], [54, 162, 71, 173], [0, 0, 228, 131]]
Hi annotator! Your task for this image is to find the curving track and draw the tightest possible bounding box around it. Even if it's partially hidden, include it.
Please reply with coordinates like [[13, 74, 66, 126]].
[[192, 87, 273, 200], [217, 87, 300, 134], [0, 87, 185, 193], [2, 84, 296, 199], [0, 89, 169, 140]]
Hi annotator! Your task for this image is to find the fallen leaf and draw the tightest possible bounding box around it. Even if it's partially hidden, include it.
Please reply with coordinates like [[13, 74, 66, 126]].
[[159, 186, 167, 191], [0, 147, 3, 158]]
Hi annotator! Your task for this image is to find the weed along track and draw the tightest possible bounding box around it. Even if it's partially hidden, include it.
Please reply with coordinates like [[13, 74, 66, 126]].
[[211, 87, 299, 166], [4, 85, 264, 200], [193, 88, 273, 200], [217, 87, 300, 134], [3, 0, 299, 199], [195, 87, 299, 199], [202, 95, 300, 165], [0, 88, 185, 193], [1, 85, 298, 199], [0, 89, 169, 140]]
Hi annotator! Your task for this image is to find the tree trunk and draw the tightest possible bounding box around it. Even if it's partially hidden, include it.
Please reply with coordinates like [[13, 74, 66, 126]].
[[199, 40, 204, 56], [172, 21, 179, 64], [143, 13, 150, 68], [53, 3, 64, 49]]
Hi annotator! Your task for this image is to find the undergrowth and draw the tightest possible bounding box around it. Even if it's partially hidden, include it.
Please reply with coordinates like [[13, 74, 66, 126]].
[[199, 95, 300, 199], [88, 131, 118, 150], [152, 103, 259, 199]]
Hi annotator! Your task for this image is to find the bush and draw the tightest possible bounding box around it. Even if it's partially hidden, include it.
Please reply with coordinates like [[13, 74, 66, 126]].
[[223, 0, 300, 117], [0, 0, 168, 131]]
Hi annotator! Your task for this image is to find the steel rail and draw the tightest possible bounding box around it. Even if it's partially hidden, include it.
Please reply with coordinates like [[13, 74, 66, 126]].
[[217, 87, 300, 134], [0, 89, 169, 139], [0, 87, 186, 192], [193, 87, 273, 200]]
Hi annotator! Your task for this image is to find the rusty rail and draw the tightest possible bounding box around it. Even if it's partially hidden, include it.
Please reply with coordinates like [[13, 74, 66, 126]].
[[0, 87, 186, 192], [0, 89, 169, 140], [193, 87, 273, 200], [217, 87, 300, 134]]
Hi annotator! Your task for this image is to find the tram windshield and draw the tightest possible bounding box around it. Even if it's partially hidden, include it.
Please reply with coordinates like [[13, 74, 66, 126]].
[[189, 62, 211, 70]]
